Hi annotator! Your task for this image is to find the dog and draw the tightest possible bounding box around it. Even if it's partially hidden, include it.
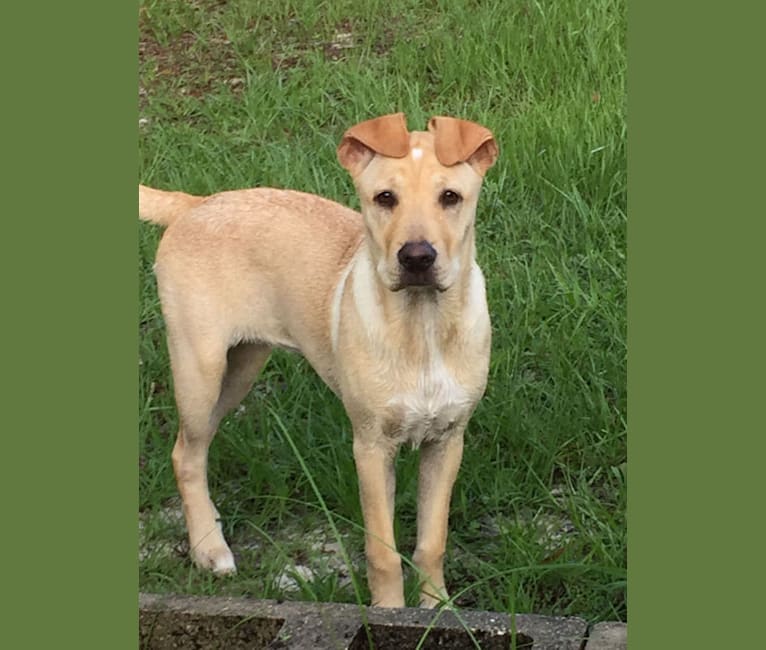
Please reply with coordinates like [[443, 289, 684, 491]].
[[139, 113, 498, 608]]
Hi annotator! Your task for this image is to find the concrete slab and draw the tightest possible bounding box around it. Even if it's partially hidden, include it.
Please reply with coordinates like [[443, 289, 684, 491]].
[[139, 592, 601, 649], [584, 622, 627, 650]]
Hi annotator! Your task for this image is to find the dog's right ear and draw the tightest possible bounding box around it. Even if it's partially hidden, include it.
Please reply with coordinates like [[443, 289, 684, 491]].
[[337, 113, 410, 177]]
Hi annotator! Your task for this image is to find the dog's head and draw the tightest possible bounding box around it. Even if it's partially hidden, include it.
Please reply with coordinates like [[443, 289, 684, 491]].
[[337, 113, 498, 293]]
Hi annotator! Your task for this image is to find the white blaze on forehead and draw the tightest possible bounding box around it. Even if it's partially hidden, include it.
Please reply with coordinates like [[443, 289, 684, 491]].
[[411, 147, 423, 160]]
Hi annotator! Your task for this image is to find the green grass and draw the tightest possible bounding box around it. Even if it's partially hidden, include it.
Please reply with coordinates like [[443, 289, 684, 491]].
[[139, 0, 626, 624]]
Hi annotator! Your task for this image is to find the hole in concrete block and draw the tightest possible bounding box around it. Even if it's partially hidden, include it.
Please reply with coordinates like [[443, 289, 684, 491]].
[[348, 623, 533, 649], [139, 611, 285, 649]]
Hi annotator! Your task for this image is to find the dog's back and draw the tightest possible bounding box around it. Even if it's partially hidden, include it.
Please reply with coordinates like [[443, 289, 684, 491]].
[[141, 186, 364, 386]]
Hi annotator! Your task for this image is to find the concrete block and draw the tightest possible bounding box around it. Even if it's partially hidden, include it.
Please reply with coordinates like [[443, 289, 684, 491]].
[[139, 592, 597, 649], [584, 622, 627, 650]]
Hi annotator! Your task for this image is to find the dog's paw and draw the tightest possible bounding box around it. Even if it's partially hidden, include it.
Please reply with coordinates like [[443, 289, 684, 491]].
[[419, 591, 451, 609], [191, 543, 237, 575]]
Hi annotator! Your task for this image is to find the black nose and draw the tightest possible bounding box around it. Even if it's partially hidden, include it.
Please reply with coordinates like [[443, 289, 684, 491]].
[[397, 241, 437, 272]]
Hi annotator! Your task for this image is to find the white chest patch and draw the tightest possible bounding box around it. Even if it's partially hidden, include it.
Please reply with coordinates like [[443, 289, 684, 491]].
[[386, 354, 473, 448], [410, 147, 423, 160]]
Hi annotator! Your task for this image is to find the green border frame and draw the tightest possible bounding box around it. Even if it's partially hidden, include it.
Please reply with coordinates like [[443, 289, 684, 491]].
[[629, 2, 764, 648], [4, 3, 137, 647]]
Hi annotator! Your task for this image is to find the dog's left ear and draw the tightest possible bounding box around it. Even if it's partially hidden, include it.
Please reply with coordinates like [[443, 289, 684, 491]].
[[337, 113, 410, 177], [428, 116, 499, 176]]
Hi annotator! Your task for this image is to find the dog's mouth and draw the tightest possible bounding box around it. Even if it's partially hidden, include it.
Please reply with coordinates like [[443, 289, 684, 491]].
[[391, 269, 447, 292]]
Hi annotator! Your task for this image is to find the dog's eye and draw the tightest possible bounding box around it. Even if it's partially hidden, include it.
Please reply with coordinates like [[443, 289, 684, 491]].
[[374, 191, 398, 209], [439, 190, 462, 208]]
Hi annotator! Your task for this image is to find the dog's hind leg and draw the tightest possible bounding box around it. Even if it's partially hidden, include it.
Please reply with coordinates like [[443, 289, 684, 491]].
[[214, 342, 272, 421], [167, 337, 270, 575]]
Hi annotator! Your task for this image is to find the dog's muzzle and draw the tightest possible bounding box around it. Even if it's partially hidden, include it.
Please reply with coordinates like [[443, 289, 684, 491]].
[[396, 241, 438, 289]]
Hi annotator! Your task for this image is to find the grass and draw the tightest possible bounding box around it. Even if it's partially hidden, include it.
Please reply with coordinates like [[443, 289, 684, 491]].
[[138, 0, 626, 625]]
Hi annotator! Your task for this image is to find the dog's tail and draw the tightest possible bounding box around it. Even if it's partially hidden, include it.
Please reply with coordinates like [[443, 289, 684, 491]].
[[138, 185, 206, 228]]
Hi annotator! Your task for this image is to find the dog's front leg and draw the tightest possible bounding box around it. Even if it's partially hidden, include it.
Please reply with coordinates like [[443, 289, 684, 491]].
[[352, 436, 403, 607], [413, 430, 465, 608]]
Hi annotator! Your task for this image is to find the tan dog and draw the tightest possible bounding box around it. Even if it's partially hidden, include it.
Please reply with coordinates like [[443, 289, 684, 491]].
[[139, 113, 498, 608]]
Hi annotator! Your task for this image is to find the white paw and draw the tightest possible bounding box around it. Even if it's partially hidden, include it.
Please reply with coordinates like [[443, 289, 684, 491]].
[[211, 552, 237, 575], [191, 543, 237, 575]]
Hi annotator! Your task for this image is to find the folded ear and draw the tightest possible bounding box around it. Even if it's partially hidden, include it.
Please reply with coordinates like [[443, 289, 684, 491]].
[[337, 113, 410, 176], [428, 116, 499, 176]]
